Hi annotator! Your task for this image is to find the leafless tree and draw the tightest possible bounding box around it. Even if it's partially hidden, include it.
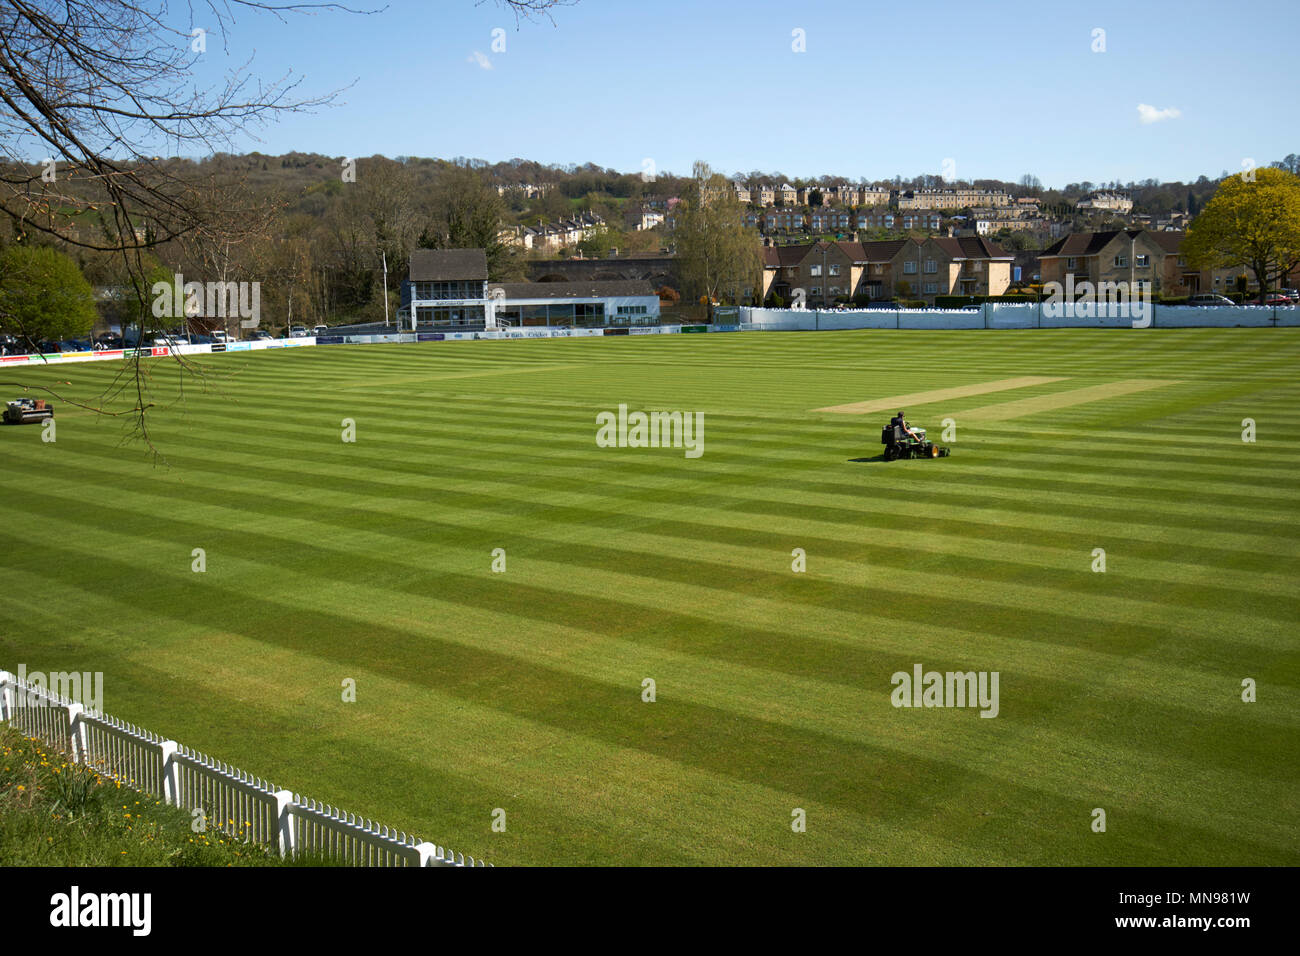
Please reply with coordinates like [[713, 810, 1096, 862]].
[[0, 0, 571, 454]]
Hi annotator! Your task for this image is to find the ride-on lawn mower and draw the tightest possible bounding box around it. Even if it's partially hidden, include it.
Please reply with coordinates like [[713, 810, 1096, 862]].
[[4, 398, 54, 425], [880, 420, 951, 460]]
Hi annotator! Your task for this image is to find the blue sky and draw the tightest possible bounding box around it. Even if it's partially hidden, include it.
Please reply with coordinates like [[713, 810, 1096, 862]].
[[183, 0, 1298, 188]]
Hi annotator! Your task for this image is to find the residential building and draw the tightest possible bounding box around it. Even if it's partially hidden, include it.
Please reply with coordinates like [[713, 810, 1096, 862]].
[[763, 209, 806, 232], [827, 184, 859, 206], [1076, 192, 1134, 214], [860, 186, 892, 207], [896, 236, 1014, 300], [1039, 229, 1182, 294], [976, 217, 1045, 235], [502, 212, 605, 251], [900, 212, 944, 231], [897, 188, 1012, 210], [810, 209, 853, 232], [495, 182, 553, 198], [761, 239, 905, 306], [760, 235, 1011, 306], [856, 208, 895, 230]]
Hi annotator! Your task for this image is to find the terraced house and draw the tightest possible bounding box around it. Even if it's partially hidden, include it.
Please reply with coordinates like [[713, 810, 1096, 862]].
[[1039, 229, 1187, 295], [761, 236, 1013, 306], [899, 236, 1014, 300], [1037, 228, 1275, 297], [896, 188, 1012, 210]]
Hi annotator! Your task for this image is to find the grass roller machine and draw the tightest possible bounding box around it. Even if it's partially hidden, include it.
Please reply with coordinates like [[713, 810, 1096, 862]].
[[880, 414, 951, 460], [4, 398, 55, 425]]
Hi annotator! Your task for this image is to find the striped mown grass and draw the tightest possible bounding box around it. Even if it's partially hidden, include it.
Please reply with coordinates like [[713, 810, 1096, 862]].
[[1, 329, 1296, 866]]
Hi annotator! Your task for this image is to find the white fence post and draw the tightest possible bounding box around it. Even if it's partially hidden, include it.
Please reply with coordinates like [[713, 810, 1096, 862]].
[[160, 741, 181, 806], [66, 703, 85, 764], [1, 662, 487, 868], [0, 671, 12, 722], [275, 790, 297, 859], [414, 842, 438, 866]]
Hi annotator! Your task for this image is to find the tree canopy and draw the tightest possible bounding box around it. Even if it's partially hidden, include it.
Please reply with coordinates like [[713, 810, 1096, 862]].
[[673, 162, 761, 309], [0, 244, 97, 345], [1183, 168, 1300, 295]]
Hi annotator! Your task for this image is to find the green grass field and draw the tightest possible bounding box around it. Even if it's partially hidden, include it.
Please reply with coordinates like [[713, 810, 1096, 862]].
[[1, 329, 1296, 866]]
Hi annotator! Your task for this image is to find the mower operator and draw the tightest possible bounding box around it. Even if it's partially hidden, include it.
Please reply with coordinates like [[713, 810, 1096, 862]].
[[891, 411, 922, 442]]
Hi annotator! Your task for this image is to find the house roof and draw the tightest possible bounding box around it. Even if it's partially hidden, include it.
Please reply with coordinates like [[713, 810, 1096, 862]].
[[1040, 230, 1129, 258], [1041, 229, 1184, 259], [927, 236, 1014, 260], [845, 239, 910, 262], [488, 280, 656, 300], [409, 249, 488, 281], [762, 244, 809, 267], [1146, 230, 1186, 253], [762, 239, 909, 267]]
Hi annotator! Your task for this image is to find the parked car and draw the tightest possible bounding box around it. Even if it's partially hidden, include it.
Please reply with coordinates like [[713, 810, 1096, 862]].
[[288, 325, 308, 338], [211, 330, 231, 344], [1249, 293, 1295, 306], [1187, 294, 1235, 306], [311, 325, 329, 336], [1279, 288, 1300, 302], [252, 330, 273, 341]]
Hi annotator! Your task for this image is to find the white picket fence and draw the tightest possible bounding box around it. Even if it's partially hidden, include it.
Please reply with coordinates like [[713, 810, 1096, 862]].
[[0, 669, 488, 867]]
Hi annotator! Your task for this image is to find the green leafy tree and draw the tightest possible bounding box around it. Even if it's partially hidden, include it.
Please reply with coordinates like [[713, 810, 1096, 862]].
[[578, 225, 623, 257], [673, 161, 762, 311], [1183, 168, 1300, 295], [0, 245, 97, 345]]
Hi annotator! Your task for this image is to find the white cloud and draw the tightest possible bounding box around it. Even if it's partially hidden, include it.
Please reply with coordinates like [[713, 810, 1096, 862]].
[[1137, 103, 1181, 125], [468, 51, 493, 70]]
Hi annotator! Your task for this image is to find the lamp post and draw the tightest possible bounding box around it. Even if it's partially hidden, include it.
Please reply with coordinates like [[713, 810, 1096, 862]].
[[381, 251, 390, 329], [1130, 232, 1136, 319]]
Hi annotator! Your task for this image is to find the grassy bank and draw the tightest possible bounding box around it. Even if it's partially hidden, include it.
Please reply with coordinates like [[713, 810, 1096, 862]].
[[0, 726, 293, 866]]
